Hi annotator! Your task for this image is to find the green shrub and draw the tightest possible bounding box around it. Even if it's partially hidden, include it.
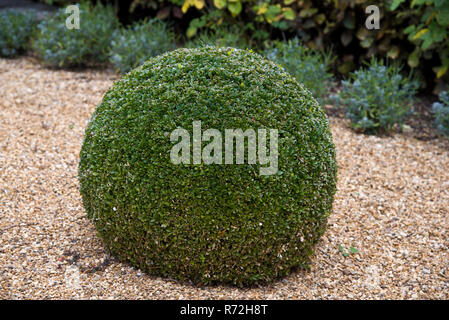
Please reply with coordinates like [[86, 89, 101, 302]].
[[263, 38, 334, 103], [110, 19, 176, 74], [124, 0, 448, 90], [431, 91, 449, 137], [33, 3, 118, 67], [79, 47, 337, 286], [340, 59, 418, 134], [39, 0, 447, 88], [392, 0, 449, 81], [0, 9, 38, 57], [185, 24, 249, 50]]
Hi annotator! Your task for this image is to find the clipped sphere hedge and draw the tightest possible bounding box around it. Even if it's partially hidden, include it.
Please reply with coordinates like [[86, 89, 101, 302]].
[[79, 47, 337, 286]]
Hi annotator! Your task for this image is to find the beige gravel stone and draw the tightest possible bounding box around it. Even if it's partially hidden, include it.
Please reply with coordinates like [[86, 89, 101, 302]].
[[0, 57, 448, 299]]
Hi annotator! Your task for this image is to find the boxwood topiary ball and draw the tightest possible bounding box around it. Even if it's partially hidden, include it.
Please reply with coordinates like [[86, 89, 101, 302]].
[[79, 47, 337, 286]]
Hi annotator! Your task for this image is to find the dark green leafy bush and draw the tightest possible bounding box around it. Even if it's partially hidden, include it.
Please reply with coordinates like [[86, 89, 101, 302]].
[[263, 38, 334, 103], [79, 47, 337, 286], [431, 91, 449, 137], [185, 24, 249, 50], [392, 0, 449, 82], [33, 3, 118, 67], [110, 19, 176, 74], [0, 9, 38, 57], [340, 59, 418, 134]]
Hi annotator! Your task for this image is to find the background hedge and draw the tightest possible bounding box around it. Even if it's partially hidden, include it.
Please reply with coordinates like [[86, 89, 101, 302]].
[[33, 2, 118, 67], [79, 47, 338, 286], [0, 9, 38, 57], [36, 0, 449, 92]]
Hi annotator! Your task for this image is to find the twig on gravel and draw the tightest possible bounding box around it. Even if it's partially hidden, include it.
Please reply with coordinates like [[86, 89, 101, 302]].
[[0, 223, 37, 235]]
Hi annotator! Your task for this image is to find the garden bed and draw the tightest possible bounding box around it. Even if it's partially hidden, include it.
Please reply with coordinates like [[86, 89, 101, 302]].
[[0, 57, 448, 299]]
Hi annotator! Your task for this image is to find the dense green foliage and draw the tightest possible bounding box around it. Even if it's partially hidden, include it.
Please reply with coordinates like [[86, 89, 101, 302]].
[[118, 0, 449, 90], [392, 0, 449, 81], [185, 24, 249, 49], [263, 38, 334, 102], [432, 91, 449, 137], [79, 47, 337, 286], [110, 19, 176, 73], [0, 9, 38, 57], [339, 59, 418, 134], [30, 0, 449, 90], [33, 3, 118, 67]]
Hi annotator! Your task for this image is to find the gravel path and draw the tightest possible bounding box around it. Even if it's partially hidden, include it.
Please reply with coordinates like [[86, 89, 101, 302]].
[[1, 57, 448, 299]]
